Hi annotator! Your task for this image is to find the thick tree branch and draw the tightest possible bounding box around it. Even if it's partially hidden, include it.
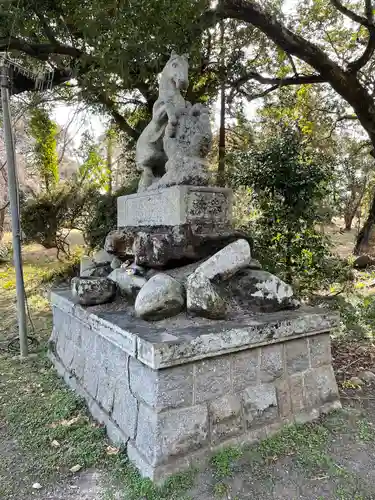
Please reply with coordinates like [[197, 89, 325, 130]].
[[230, 71, 325, 89], [239, 84, 279, 101], [348, 31, 375, 72], [329, 0, 371, 27], [0, 37, 83, 59], [95, 91, 140, 140], [32, 9, 59, 45]]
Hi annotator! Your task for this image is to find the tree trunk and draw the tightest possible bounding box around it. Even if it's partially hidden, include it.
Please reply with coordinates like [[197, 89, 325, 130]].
[[344, 211, 354, 231], [0, 204, 6, 242], [106, 131, 113, 195], [355, 194, 375, 254], [217, 19, 226, 187]]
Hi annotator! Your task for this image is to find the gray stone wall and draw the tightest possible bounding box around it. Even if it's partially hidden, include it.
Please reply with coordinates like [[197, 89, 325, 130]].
[[49, 304, 341, 483]]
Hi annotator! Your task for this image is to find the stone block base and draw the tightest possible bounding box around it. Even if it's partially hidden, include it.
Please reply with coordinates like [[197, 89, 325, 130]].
[[49, 290, 341, 483], [117, 185, 233, 228]]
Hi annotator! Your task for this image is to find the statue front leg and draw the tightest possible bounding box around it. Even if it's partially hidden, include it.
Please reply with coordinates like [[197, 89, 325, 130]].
[[137, 166, 155, 192]]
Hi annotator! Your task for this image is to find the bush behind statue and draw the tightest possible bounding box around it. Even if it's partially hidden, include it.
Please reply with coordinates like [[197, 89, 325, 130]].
[[21, 184, 92, 255], [230, 126, 351, 296], [21, 179, 138, 255], [82, 179, 138, 250]]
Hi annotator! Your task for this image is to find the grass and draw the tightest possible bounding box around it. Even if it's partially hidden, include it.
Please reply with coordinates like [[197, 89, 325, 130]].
[[208, 412, 375, 499]]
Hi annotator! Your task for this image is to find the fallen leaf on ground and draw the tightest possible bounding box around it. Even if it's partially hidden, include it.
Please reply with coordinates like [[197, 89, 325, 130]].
[[106, 445, 120, 455], [49, 416, 81, 428], [69, 464, 82, 473]]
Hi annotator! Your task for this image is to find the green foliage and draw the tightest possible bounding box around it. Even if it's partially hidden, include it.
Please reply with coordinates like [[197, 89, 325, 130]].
[[29, 107, 59, 192], [82, 179, 139, 250], [75, 132, 110, 191], [231, 126, 349, 295], [210, 447, 243, 479], [20, 184, 92, 256]]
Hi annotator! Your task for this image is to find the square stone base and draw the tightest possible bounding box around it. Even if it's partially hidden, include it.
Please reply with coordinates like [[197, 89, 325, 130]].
[[49, 290, 341, 483], [117, 185, 233, 228]]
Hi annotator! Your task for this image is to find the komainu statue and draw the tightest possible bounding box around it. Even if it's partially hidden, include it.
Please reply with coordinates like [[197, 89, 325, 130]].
[[135, 51, 212, 192]]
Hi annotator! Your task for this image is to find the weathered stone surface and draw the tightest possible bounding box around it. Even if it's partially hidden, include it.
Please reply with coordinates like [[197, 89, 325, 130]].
[[309, 334, 332, 367], [288, 373, 305, 413], [275, 379, 292, 417], [303, 366, 340, 408], [52, 289, 339, 369], [242, 384, 278, 427], [260, 344, 284, 382], [81, 263, 112, 278], [50, 290, 341, 483], [186, 271, 227, 319], [294, 408, 319, 424], [210, 394, 243, 444], [135, 274, 185, 320], [111, 379, 138, 439], [133, 224, 248, 269], [153, 102, 212, 189], [108, 268, 146, 298], [129, 357, 193, 409], [81, 330, 99, 398], [358, 370, 375, 383], [160, 259, 207, 284], [232, 349, 259, 392], [118, 185, 232, 228], [104, 229, 134, 259], [135, 52, 188, 192], [194, 357, 231, 403], [220, 268, 297, 313], [194, 239, 251, 281], [110, 256, 123, 270], [136, 403, 209, 465], [285, 338, 309, 374], [71, 277, 116, 306], [93, 249, 113, 265], [80, 256, 95, 275]]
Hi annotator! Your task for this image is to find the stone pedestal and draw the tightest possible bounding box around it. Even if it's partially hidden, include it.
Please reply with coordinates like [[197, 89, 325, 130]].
[[49, 290, 341, 483], [110, 186, 247, 268], [117, 185, 233, 228]]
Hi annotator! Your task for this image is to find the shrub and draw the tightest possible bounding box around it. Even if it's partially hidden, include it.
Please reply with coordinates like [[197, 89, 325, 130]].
[[82, 179, 138, 250], [21, 184, 92, 256], [230, 126, 351, 295]]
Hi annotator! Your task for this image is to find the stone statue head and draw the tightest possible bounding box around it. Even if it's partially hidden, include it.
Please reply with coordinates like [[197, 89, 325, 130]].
[[163, 50, 189, 90]]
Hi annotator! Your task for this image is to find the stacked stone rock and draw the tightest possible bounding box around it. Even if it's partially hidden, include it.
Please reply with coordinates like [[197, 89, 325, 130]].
[[72, 186, 297, 321]]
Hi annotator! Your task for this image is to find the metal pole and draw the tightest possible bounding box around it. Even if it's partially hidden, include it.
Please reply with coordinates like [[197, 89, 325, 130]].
[[0, 62, 28, 357]]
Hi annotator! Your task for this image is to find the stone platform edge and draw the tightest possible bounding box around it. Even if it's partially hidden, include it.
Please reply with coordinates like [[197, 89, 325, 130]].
[[51, 290, 339, 370]]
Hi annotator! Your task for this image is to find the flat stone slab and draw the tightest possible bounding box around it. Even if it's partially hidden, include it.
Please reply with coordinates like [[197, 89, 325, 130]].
[[117, 185, 233, 228], [51, 289, 339, 369]]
